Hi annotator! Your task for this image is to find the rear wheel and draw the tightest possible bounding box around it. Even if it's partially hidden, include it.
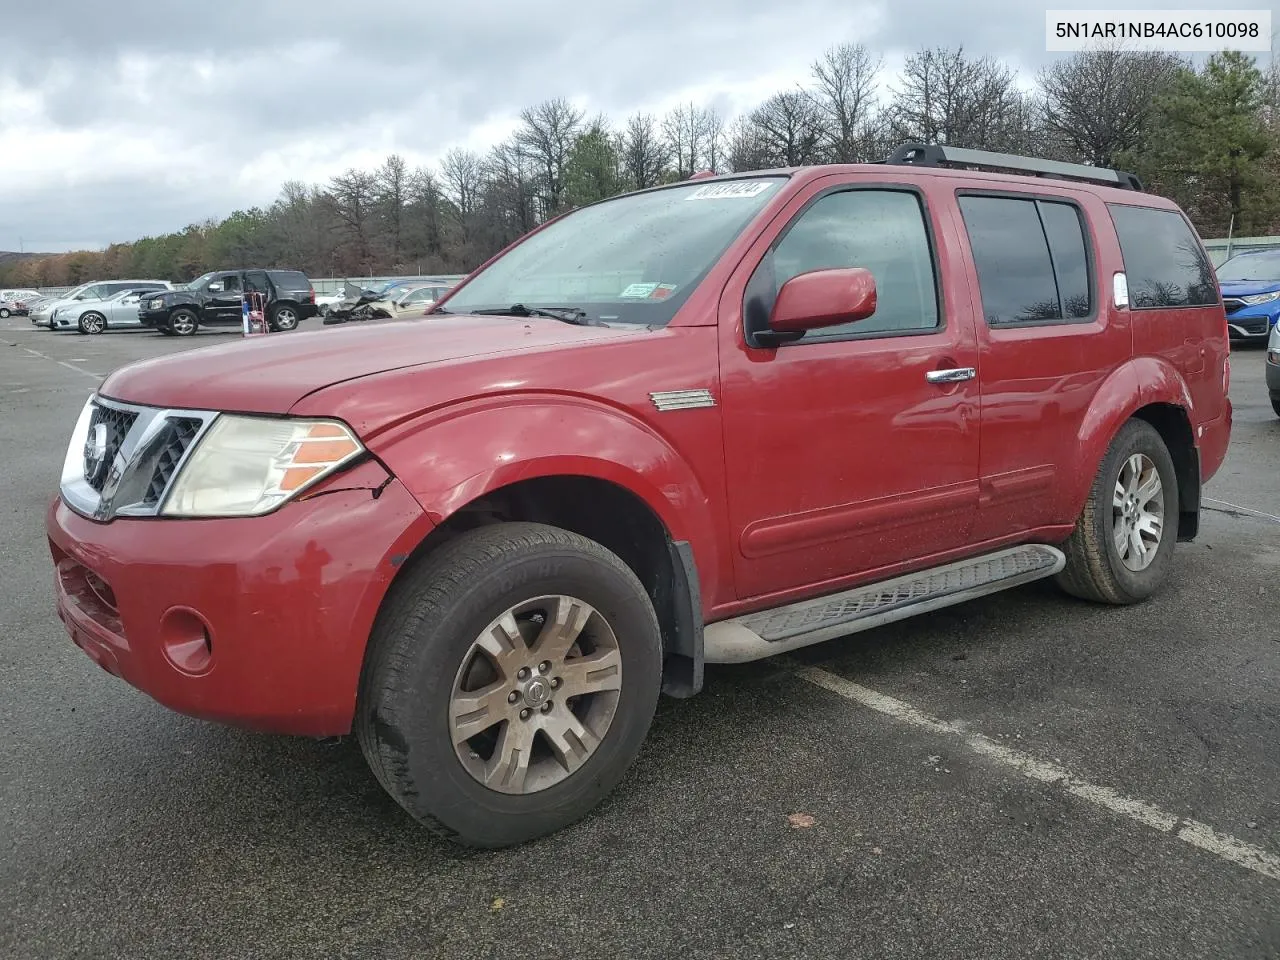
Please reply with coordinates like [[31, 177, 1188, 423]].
[[169, 309, 198, 336], [1271, 395, 1280, 418], [269, 304, 299, 331], [1056, 419, 1179, 604], [78, 312, 106, 335], [0, 308, 10, 319], [356, 522, 662, 848]]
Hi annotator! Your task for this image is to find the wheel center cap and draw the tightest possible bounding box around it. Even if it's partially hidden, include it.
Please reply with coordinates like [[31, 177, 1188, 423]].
[[523, 677, 550, 707]]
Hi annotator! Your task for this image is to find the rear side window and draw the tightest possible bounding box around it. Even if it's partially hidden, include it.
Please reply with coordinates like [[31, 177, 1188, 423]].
[[1106, 205, 1219, 308], [268, 270, 310, 290], [768, 188, 940, 340], [958, 195, 1094, 326]]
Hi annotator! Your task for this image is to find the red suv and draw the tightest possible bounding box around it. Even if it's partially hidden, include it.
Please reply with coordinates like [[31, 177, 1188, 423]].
[[47, 143, 1231, 848]]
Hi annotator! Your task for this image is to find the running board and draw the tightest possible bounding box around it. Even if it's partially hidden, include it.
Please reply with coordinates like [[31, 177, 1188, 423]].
[[704, 544, 1066, 664]]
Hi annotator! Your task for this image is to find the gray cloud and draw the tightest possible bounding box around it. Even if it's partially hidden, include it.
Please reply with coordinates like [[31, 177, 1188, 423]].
[[0, 0, 1250, 252]]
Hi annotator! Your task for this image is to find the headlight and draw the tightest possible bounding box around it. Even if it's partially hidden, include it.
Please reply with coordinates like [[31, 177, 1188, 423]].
[[1242, 291, 1280, 305], [161, 416, 364, 517], [150, 298, 164, 309]]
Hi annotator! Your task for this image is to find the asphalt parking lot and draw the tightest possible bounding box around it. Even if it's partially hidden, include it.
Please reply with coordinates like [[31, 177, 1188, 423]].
[[3, 319, 1279, 959]]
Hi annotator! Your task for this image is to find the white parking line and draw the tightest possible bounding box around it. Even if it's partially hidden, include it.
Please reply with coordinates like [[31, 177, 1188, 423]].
[[1203, 497, 1280, 525], [796, 665, 1280, 882], [21, 347, 102, 381]]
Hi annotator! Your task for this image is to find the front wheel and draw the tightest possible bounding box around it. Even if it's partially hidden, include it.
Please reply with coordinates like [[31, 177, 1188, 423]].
[[356, 522, 662, 848], [1271, 394, 1280, 418], [0, 308, 10, 319], [1056, 419, 1179, 605], [169, 309, 198, 336]]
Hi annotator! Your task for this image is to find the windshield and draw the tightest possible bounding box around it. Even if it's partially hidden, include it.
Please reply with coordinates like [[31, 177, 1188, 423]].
[[61, 283, 94, 301], [184, 272, 217, 291], [1216, 252, 1280, 283], [442, 177, 786, 325]]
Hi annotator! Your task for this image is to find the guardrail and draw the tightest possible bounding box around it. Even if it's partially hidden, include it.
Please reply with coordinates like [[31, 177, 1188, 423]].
[[32, 276, 468, 299]]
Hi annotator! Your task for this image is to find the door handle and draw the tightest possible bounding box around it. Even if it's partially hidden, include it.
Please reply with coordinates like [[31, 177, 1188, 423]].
[[926, 367, 976, 384]]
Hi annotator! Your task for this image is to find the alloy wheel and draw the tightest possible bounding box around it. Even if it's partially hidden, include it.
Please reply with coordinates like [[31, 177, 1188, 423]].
[[1112, 453, 1164, 572], [448, 595, 622, 795]]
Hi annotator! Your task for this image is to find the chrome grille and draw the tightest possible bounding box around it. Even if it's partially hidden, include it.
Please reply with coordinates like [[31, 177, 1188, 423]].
[[143, 417, 203, 505], [85, 405, 137, 491], [60, 396, 217, 522]]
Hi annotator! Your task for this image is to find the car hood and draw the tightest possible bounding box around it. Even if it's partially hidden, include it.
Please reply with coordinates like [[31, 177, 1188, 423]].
[[99, 314, 644, 414], [1219, 280, 1280, 297]]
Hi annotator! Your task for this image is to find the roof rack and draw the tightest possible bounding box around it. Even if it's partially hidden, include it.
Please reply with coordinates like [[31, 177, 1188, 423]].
[[882, 142, 1144, 192]]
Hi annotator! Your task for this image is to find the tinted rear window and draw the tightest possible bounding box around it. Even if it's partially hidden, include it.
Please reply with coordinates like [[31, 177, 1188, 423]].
[[1107, 205, 1218, 308], [268, 271, 310, 289], [958, 195, 1093, 326]]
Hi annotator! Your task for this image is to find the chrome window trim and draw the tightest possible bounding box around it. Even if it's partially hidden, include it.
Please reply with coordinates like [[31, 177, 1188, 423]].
[[60, 394, 220, 522]]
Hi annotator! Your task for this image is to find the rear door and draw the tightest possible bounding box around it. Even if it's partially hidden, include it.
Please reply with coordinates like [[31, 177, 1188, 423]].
[[1106, 203, 1227, 426], [949, 183, 1131, 539]]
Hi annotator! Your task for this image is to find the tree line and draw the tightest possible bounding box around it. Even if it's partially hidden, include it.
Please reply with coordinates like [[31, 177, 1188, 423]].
[[4, 45, 1277, 289]]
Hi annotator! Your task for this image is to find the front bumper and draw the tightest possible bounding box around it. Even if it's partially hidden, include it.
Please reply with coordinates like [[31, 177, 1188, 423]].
[[137, 307, 168, 327], [46, 459, 431, 736], [1266, 349, 1280, 397], [1224, 305, 1278, 340]]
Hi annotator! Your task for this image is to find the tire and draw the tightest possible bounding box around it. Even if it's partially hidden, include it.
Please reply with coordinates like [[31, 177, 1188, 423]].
[[1271, 395, 1280, 418], [1056, 419, 1180, 605], [269, 304, 299, 331], [0, 308, 10, 319], [78, 312, 107, 335], [356, 522, 662, 848], [169, 309, 198, 336]]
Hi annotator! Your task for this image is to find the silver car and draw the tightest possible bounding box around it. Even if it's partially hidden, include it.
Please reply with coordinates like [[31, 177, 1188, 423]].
[[33, 279, 171, 328], [52, 288, 156, 334]]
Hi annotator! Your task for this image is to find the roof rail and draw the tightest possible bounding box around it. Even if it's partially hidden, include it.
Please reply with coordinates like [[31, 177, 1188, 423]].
[[883, 142, 1144, 192]]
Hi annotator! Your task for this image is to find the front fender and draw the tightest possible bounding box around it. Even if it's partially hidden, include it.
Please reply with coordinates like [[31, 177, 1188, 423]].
[[369, 394, 725, 606], [1068, 357, 1195, 517]]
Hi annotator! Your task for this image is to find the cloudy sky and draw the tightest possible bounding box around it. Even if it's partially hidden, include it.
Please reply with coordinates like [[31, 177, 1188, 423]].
[[0, 0, 1267, 253]]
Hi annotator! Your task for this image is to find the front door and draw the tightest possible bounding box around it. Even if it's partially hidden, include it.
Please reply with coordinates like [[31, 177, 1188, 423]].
[[208, 272, 244, 324], [718, 176, 982, 601]]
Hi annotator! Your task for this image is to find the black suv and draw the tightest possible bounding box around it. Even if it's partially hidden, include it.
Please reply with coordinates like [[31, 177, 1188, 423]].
[[139, 269, 318, 336]]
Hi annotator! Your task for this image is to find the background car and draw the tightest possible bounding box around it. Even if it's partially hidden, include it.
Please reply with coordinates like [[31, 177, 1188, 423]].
[[1215, 249, 1280, 342], [50, 288, 156, 334], [0, 288, 42, 317], [31, 279, 172, 328], [366, 282, 455, 318]]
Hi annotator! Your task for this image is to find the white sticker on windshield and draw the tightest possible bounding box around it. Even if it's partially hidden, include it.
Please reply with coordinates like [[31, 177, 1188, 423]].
[[687, 181, 774, 201], [619, 282, 659, 298]]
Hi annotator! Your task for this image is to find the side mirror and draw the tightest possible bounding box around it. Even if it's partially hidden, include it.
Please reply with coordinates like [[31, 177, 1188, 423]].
[[768, 267, 877, 339], [208, 283, 223, 293]]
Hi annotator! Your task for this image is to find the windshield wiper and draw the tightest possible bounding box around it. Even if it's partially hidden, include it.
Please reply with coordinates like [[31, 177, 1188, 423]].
[[470, 304, 601, 326]]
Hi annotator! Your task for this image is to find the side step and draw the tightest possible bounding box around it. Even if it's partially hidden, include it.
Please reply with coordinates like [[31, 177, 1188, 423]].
[[704, 544, 1066, 664]]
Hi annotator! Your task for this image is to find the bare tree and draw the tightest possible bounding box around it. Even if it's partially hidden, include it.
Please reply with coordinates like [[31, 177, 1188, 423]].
[[703, 108, 727, 173], [620, 112, 670, 188], [375, 154, 408, 259], [810, 42, 882, 162], [663, 103, 722, 177], [889, 46, 1020, 150], [516, 97, 584, 216], [744, 90, 826, 168], [1039, 48, 1187, 166], [327, 168, 379, 271]]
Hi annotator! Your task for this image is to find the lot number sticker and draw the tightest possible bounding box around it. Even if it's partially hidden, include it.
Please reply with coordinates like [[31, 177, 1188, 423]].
[[687, 181, 775, 200]]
